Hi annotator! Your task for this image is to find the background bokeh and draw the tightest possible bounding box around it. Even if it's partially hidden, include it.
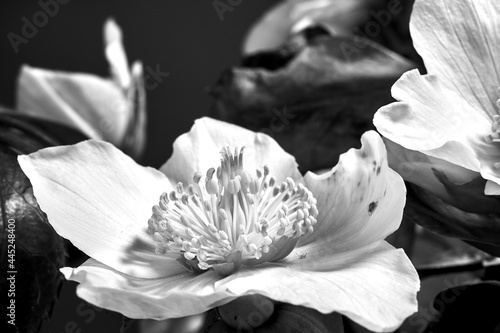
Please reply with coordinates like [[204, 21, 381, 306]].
[[0, 1, 278, 331]]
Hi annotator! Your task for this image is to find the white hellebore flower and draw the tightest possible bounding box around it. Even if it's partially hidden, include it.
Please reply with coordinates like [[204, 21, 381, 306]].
[[19, 118, 418, 332], [15, 19, 146, 159], [374, 0, 500, 196]]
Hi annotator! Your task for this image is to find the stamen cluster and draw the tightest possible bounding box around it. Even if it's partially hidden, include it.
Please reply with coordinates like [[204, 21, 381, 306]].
[[148, 147, 318, 275]]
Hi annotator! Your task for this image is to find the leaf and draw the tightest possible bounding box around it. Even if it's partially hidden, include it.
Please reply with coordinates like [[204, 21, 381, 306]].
[[0, 108, 87, 332], [207, 303, 344, 333], [387, 214, 494, 279], [404, 183, 500, 257], [431, 168, 500, 215], [209, 26, 416, 172]]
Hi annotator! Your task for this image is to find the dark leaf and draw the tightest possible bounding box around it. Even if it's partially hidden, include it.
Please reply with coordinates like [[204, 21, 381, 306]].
[[405, 184, 500, 257], [431, 168, 500, 215], [387, 215, 494, 279], [207, 303, 344, 333], [243, 0, 423, 68], [0, 108, 87, 332], [209, 27, 416, 172]]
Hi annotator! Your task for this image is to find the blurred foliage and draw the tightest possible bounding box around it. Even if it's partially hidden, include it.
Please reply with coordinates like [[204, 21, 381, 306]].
[[0, 108, 87, 332], [210, 25, 416, 172]]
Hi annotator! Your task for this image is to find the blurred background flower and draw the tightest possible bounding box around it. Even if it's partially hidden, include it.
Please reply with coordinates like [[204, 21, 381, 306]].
[[14, 19, 146, 160]]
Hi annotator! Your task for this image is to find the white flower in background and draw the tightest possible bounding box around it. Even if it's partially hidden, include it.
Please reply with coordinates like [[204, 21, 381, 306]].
[[374, 0, 500, 197], [15, 19, 146, 158], [19, 118, 419, 332], [243, 0, 381, 54]]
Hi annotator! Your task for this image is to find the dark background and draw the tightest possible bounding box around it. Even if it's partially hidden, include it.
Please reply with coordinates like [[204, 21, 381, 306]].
[[0, 1, 278, 332]]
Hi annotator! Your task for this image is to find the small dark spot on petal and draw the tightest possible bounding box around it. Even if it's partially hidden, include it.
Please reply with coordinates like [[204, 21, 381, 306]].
[[362, 152, 367, 158], [376, 166, 382, 175], [368, 201, 378, 216]]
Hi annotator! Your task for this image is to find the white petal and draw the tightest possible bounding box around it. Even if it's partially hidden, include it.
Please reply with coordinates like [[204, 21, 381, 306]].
[[16, 65, 130, 146], [104, 18, 131, 89], [410, 0, 500, 117], [485, 180, 500, 195], [219, 241, 419, 332], [160, 117, 302, 186], [243, 1, 292, 55], [375, 69, 489, 153], [375, 69, 500, 188], [18, 140, 180, 278], [122, 61, 147, 159], [62, 259, 231, 319], [299, 131, 406, 252]]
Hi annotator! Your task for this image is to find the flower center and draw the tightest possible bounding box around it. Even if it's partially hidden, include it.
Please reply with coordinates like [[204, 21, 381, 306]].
[[148, 147, 318, 276]]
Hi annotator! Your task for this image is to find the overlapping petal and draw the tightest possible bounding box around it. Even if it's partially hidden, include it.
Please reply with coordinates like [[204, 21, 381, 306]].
[[18, 140, 183, 278], [374, 69, 496, 175], [17, 65, 129, 143], [160, 117, 302, 186], [219, 241, 418, 333], [62, 259, 230, 319]]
